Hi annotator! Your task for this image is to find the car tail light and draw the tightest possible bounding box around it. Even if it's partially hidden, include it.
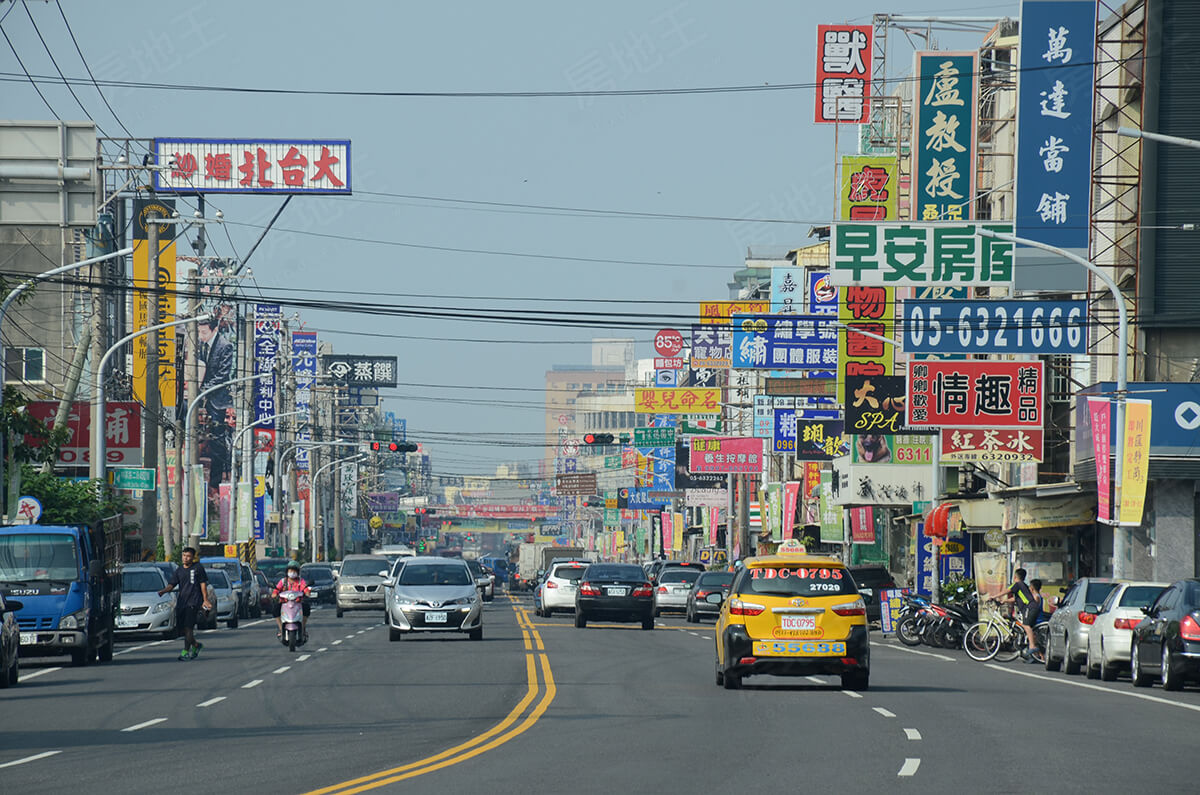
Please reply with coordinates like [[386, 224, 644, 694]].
[[840, 658, 858, 666], [1078, 610, 1097, 625], [657, 586, 668, 594], [579, 582, 600, 597], [631, 583, 653, 597], [832, 599, 867, 617], [545, 581, 558, 589], [1113, 617, 1141, 631], [696, 590, 711, 598], [728, 599, 765, 616], [1181, 614, 1200, 642], [738, 657, 757, 665]]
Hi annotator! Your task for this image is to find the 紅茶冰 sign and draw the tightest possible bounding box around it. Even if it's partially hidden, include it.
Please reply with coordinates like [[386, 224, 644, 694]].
[[941, 428, 1045, 463], [907, 361, 1045, 429], [153, 139, 351, 195], [830, 223, 1015, 287]]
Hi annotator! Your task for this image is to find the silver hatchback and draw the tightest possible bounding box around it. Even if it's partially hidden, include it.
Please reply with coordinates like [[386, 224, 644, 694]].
[[1045, 577, 1119, 675], [384, 557, 483, 641], [116, 565, 175, 639]]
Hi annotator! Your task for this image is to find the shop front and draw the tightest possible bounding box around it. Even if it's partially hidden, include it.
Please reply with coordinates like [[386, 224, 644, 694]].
[[999, 487, 1099, 598]]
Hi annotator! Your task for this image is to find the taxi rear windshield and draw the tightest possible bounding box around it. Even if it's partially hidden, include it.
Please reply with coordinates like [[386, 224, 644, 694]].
[[736, 566, 857, 597]]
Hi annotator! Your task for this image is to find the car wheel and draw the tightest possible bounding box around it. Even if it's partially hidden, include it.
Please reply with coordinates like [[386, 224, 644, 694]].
[[686, 605, 695, 623], [1131, 639, 1151, 687], [1086, 647, 1100, 679], [653, 608, 660, 618], [544, 607, 553, 617], [723, 670, 741, 690], [1043, 630, 1062, 671], [1063, 637, 1082, 675], [574, 611, 587, 628], [227, 614, 239, 629], [842, 670, 869, 691], [642, 616, 654, 631], [715, 662, 724, 687], [1161, 644, 1182, 691], [0, 653, 14, 689], [388, 626, 404, 642], [98, 630, 114, 663], [1100, 640, 1118, 682], [336, 608, 344, 618], [8, 653, 17, 687], [469, 626, 483, 641]]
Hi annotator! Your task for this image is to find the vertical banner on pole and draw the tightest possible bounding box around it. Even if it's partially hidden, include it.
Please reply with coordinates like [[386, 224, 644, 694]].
[[782, 482, 801, 541], [252, 304, 283, 541], [673, 512, 684, 552], [190, 464, 206, 538], [1088, 397, 1112, 523], [1119, 399, 1151, 526], [291, 500, 304, 550], [235, 481, 252, 543], [292, 331, 317, 502], [131, 197, 178, 406], [709, 506, 720, 546]]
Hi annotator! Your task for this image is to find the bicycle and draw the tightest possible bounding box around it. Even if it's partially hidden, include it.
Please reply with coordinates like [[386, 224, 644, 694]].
[[963, 601, 1049, 663]]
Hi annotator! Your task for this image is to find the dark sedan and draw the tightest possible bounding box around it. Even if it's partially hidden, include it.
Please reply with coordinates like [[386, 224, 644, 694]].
[[575, 563, 655, 630], [1131, 577, 1200, 691], [686, 571, 735, 623], [300, 564, 337, 605], [1, 591, 23, 688]]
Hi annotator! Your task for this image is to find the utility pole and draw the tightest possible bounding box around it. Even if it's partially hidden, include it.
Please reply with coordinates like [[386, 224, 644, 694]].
[[144, 212, 161, 558]]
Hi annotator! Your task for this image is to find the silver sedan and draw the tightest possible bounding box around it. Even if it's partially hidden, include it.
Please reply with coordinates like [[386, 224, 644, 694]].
[[385, 557, 483, 641], [1085, 581, 1168, 681], [116, 565, 176, 639], [654, 568, 701, 617]]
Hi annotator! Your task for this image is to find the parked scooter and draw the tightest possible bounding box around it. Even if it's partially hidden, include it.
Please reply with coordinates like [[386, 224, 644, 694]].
[[279, 590, 307, 652]]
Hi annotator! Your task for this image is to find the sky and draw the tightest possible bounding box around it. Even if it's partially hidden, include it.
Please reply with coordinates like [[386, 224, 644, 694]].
[[0, 0, 1014, 477]]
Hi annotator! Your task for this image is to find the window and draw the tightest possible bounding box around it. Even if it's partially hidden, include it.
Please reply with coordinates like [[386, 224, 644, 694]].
[[6, 347, 44, 382]]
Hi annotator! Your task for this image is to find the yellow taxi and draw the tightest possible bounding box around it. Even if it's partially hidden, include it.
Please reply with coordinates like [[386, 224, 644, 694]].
[[714, 541, 870, 690]]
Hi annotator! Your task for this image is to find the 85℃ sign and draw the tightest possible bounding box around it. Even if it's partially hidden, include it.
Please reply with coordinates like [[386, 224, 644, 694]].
[[830, 223, 1014, 287], [902, 299, 1087, 355]]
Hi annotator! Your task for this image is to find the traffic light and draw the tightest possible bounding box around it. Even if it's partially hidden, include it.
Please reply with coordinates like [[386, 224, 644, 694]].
[[583, 433, 614, 445], [583, 496, 604, 507], [416, 538, 427, 553], [370, 440, 419, 452]]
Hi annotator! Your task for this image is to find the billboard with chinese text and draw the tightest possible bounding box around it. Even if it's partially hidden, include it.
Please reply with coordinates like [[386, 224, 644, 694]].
[[815, 25, 873, 124], [912, 52, 977, 222], [830, 223, 1015, 287], [906, 361, 1045, 429], [689, 437, 765, 474], [731, 314, 838, 370], [153, 139, 351, 195], [840, 155, 899, 221]]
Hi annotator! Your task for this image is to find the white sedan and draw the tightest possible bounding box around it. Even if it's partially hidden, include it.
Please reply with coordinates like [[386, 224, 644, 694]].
[[1085, 580, 1168, 681]]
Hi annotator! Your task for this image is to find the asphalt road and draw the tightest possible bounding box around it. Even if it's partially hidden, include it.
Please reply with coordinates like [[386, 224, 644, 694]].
[[3, 593, 1197, 794]]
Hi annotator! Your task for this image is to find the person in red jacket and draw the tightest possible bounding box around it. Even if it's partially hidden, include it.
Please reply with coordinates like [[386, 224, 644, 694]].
[[272, 560, 313, 641]]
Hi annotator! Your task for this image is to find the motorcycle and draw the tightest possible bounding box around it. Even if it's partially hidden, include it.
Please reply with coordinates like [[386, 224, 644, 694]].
[[279, 590, 307, 652], [896, 593, 933, 647]]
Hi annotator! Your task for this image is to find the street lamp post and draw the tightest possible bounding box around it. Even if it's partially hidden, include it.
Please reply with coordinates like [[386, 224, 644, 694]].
[[979, 229, 1131, 578], [276, 439, 358, 552], [0, 246, 134, 511], [91, 315, 211, 483], [180, 373, 267, 550], [228, 409, 309, 546], [310, 453, 365, 562]]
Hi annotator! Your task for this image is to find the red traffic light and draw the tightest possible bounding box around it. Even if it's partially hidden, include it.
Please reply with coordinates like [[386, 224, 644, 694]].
[[583, 433, 614, 445]]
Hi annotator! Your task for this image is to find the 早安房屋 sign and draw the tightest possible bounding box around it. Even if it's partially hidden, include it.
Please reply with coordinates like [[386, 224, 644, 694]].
[[841, 155, 899, 221], [941, 428, 1045, 463], [901, 298, 1087, 355], [699, 300, 770, 325], [634, 388, 721, 414], [912, 52, 978, 222], [830, 223, 1015, 287], [907, 361, 1045, 429], [1014, 0, 1096, 291], [320, 355, 398, 388], [153, 138, 351, 194], [731, 314, 838, 370], [690, 325, 732, 368], [689, 437, 764, 474], [837, 285, 894, 405], [814, 24, 873, 124]]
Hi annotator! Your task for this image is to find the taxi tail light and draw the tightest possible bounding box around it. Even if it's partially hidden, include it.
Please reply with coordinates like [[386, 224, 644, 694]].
[[841, 657, 858, 666], [1113, 617, 1141, 631], [1078, 610, 1097, 626], [657, 586, 668, 594], [579, 583, 601, 597], [728, 599, 765, 617], [738, 657, 757, 666], [1181, 614, 1200, 642], [545, 581, 558, 589], [832, 599, 867, 617]]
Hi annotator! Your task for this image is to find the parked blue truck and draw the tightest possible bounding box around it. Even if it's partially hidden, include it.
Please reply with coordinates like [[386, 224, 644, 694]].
[[0, 517, 122, 666]]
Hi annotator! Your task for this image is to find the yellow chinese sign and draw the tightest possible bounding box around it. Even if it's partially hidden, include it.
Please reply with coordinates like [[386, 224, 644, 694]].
[[840, 155, 899, 221], [699, 300, 770, 325], [131, 198, 178, 406], [635, 388, 722, 414], [1119, 399, 1152, 526], [836, 286, 894, 404]]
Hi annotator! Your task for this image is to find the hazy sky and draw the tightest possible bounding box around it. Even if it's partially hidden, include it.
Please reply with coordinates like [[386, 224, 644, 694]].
[[0, 0, 1011, 475]]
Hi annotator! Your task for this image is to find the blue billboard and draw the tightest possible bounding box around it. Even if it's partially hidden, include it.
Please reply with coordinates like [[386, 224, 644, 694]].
[[731, 314, 838, 370], [901, 299, 1087, 355]]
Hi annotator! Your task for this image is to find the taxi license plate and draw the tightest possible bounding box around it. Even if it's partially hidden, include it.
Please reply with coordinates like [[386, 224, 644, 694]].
[[606, 587, 628, 597], [425, 612, 447, 623], [752, 640, 846, 657], [19, 632, 33, 645], [780, 615, 816, 631]]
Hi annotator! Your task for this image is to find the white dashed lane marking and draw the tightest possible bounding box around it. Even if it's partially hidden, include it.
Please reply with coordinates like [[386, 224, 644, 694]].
[[297, 654, 311, 662], [841, 690, 863, 699], [121, 718, 167, 732], [873, 707, 896, 718], [332, 640, 343, 646], [904, 728, 922, 741], [242, 679, 263, 689], [0, 751, 62, 769], [898, 758, 921, 777], [273, 666, 291, 675], [18, 667, 61, 682], [196, 697, 226, 708]]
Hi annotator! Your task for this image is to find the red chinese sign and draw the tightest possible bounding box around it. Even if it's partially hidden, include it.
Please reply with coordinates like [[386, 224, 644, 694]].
[[689, 437, 764, 474], [25, 401, 141, 466], [850, 506, 876, 544], [940, 428, 1044, 463], [907, 361, 1044, 429], [634, 388, 721, 414], [153, 139, 351, 195], [440, 504, 558, 520], [815, 24, 873, 124]]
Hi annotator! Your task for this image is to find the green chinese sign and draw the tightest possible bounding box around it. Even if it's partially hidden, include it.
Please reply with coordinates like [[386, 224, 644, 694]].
[[634, 427, 675, 447], [829, 222, 1014, 287], [818, 471, 843, 543], [913, 51, 978, 223], [604, 455, 621, 469]]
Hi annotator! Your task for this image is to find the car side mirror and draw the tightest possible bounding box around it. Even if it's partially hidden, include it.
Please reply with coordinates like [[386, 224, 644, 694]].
[[1052, 596, 1062, 607], [89, 560, 104, 579], [378, 570, 390, 578], [858, 588, 872, 597], [1083, 604, 1100, 615], [1140, 605, 1152, 616], [384, 578, 396, 588], [705, 593, 725, 605]]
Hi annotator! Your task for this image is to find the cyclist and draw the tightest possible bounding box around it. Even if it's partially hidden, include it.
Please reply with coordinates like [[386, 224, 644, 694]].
[[272, 560, 313, 643], [996, 567, 1040, 660]]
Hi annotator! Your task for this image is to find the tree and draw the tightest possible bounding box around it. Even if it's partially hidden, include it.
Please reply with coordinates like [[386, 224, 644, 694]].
[[19, 465, 131, 527], [0, 385, 68, 465]]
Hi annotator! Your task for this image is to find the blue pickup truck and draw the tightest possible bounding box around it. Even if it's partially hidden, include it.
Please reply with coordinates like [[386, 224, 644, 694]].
[[0, 519, 122, 666]]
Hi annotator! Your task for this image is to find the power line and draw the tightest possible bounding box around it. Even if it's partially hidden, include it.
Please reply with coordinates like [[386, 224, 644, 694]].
[[0, 18, 60, 120], [53, 0, 135, 138], [22, 0, 103, 134]]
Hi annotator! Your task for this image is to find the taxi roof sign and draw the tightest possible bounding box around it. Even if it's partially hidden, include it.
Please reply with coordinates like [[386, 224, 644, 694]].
[[778, 539, 807, 554]]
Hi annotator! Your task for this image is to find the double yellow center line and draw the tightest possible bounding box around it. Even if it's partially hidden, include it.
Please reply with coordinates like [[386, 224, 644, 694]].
[[302, 599, 554, 795]]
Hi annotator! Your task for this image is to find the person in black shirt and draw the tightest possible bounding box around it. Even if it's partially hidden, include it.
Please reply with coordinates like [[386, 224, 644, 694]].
[[995, 567, 1039, 660], [158, 547, 214, 660]]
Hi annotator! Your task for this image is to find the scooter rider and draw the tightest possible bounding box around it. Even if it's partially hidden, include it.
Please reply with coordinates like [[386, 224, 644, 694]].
[[273, 560, 313, 642]]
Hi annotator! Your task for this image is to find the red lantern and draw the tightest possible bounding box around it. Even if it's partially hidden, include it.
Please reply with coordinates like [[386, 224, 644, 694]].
[[924, 502, 952, 539]]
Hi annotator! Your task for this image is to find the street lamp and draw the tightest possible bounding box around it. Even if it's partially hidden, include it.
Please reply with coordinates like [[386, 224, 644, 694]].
[[228, 409, 309, 544], [1117, 126, 1200, 152], [180, 372, 268, 549], [310, 453, 366, 562], [91, 315, 211, 483], [0, 246, 134, 503], [978, 229, 1131, 578], [276, 439, 359, 552]]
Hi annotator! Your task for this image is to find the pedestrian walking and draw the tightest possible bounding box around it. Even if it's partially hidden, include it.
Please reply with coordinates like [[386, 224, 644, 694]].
[[158, 546, 214, 660]]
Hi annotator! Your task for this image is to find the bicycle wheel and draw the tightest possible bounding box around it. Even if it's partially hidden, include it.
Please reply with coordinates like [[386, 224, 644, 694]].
[[992, 626, 1023, 663], [963, 622, 1000, 661]]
